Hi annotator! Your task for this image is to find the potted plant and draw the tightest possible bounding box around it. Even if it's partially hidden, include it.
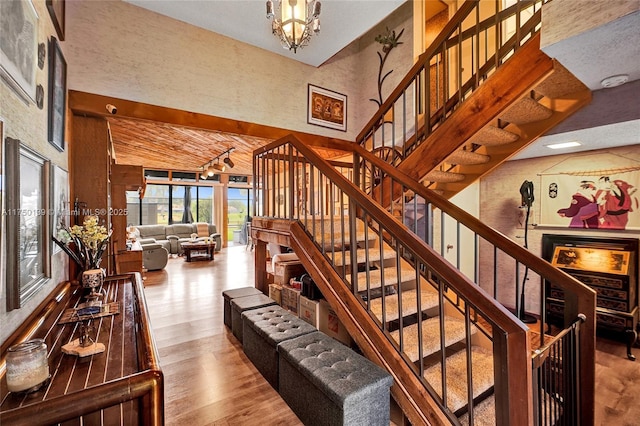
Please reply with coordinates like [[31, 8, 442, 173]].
[[53, 215, 112, 290]]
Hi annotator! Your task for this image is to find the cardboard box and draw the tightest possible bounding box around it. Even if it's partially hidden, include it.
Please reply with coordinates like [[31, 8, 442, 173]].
[[281, 285, 301, 315], [269, 284, 283, 306], [319, 299, 352, 346], [299, 296, 323, 328], [274, 260, 306, 285]]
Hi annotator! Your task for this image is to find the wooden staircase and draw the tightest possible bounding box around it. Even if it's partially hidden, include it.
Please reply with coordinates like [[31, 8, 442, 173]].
[[252, 1, 597, 424], [303, 216, 499, 424]]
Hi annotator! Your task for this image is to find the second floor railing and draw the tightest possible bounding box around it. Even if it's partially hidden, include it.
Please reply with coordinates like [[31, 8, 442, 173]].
[[357, 0, 547, 160]]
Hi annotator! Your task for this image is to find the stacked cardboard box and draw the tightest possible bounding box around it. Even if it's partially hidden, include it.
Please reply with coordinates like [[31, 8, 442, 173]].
[[274, 260, 306, 285], [281, 285, 301, 315], [268, 283, 283, 305]]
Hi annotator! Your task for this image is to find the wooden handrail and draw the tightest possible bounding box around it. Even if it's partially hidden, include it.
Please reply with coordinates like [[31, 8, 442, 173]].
[[356, 0, 478, 143], [258, 134, 534, 424]]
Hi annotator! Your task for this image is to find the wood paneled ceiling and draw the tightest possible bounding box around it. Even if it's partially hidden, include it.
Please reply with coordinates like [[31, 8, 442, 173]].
[[68, 92, 352, 178], [107, 116, 271, 176]]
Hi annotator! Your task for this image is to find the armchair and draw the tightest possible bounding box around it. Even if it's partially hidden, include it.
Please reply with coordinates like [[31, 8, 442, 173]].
[[141, 243, 168, 271]]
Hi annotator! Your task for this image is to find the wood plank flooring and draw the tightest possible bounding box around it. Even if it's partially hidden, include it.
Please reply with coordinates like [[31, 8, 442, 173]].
[[144, 245, 640, 425]]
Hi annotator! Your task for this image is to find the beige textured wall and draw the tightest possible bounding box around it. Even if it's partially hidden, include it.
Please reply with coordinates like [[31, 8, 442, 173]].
[[1, 1, 413, 345], [0, 0, 69, 344], [479, 145, 640, 315], [64, 0, 413, 142], [541, 0, 640, 48]]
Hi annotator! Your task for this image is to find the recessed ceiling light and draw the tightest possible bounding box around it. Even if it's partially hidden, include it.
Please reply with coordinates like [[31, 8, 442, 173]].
[[601, 74, 629, 88], [545, 141, 582, 150]]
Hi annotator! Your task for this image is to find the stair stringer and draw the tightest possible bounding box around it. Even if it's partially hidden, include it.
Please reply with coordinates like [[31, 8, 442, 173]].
[[289, 222, 453, 426], [374, 33, 591, 205]]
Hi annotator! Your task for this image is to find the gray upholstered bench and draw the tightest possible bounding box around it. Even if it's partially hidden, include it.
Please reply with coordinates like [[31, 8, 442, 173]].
[[230, 294, 277, 342], [222, 287, 263, 328], [278, 331, 394, 426], [242, 306, 316, 389]]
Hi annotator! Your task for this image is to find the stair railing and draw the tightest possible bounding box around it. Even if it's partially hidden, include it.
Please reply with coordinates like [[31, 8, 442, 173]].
[[254, 134, 595, 424], [351, 137, 596, 425], [532, 314, 586, 426], [356, 0, 546, 162], [256, 135, 537, 424]]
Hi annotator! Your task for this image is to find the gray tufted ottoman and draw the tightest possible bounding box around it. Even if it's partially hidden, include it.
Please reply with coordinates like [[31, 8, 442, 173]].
[[278, 331, 394, 426], [242, 306, 316, 389], [222, 287, 263, 328], [230, 294, 277, 342]]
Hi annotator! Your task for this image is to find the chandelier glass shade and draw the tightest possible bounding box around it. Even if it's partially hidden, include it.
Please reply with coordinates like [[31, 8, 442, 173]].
[[267, 0, 321, 53]]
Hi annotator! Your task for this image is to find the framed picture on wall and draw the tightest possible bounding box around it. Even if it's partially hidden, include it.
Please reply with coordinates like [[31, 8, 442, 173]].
[[51, 165, 69, 253], [48, 36, 67, 152], [538, 153, 640, 230], [0, 0, 38, 103], [46, 0, 65, 41], [307, 84, 347, 132]]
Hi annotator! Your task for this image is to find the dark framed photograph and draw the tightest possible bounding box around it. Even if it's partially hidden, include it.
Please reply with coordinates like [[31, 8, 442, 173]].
[[307, 84, 347, 132], [46, 0, 65, 41], [0, 0, 38, 103], [51, 165, 69, 254], [48, 36, 67, 152]]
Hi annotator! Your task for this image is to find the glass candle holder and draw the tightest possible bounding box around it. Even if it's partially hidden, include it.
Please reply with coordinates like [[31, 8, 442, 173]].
[[6, 339, 50, 393]]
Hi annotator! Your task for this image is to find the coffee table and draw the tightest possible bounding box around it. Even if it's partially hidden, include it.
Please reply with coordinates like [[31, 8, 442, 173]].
[[181, 241, 216, 262]]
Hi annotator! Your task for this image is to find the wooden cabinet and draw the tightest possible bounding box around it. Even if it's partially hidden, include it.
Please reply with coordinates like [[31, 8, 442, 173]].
[[71, 116, 113, 272], [71, 116, 144, 274], [111, 164, 144, 255], [116, 245, 143, 275], [543, 234, 639, 360]]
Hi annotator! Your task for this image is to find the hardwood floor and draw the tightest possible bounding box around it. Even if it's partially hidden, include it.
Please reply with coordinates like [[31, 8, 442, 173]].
[[143, 245, 303, 425], [143, 245, 639, 425]]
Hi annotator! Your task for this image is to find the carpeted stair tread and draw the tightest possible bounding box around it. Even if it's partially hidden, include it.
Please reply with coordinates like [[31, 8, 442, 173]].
[[447, 150, 491, 166], [424, 346, 494, 413], [347, 262, 417, 292], [312, 230, 375, 247], [369, 289, 439, 323], [499, 97, 553, 125], [424, 170, 465, 183], [534, 61, 589, 99], [467, 125, 519, 146], [390, 317, 477, 362], [458, 394, 496, 426], [330, 245, 397, 268]]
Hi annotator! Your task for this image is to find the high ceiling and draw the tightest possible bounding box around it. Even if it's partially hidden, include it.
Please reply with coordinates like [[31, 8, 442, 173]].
[[123, 0, 407, 67], [108, 117, 271, 176], [105, 3, 639, 174]]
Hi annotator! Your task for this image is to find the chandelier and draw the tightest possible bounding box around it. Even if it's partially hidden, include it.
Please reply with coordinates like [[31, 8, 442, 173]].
[[266, 0, 321, 53]]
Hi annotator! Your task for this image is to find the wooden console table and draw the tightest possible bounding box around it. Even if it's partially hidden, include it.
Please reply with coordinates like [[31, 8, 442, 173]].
[[0, 274, 163, 425]]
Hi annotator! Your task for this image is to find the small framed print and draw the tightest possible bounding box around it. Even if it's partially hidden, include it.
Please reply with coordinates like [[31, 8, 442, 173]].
[[48, 36, 67, 152], [46, 0, 65, 41], [307, 84, 347, 132], [0, 0, 38, 103]]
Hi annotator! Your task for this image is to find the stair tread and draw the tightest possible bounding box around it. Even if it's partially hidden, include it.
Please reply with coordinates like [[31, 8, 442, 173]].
[[447, 150, 491, 165], [424, 169, 465, 183], [329, 245, 397, 267], [500, 97, 553, 125], [390, 317, 477, 361], [458, 394, 496, 426], [468, 125, 519, 146], [424, 346, 494, 413], [313, 230, 375, 247], [369, 288, 439, 322], [347, 262, 417, 291]]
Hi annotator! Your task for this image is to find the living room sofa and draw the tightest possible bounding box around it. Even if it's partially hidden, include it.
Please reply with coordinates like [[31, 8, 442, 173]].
[[134, 223, 222, 254]]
